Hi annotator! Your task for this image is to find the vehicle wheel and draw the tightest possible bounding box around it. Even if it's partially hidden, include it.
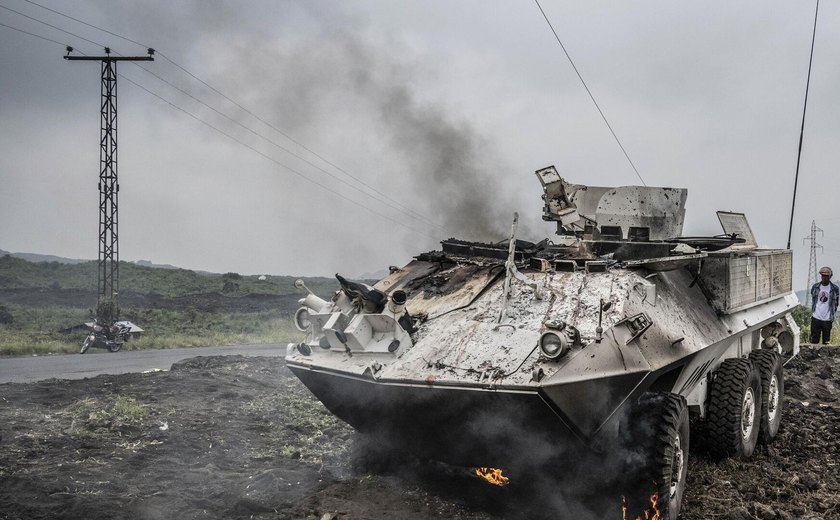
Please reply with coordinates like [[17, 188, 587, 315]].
[[621, 392, 689, 520], [749, 349, 784, 444], [80, 337, 92, 354], [108, 342, 123, 353], [705, 358, 762, 459]]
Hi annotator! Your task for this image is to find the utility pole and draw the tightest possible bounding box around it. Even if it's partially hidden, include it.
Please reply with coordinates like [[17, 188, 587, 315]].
[[65, 46, 154, 306], [803, 220, 823, 305]]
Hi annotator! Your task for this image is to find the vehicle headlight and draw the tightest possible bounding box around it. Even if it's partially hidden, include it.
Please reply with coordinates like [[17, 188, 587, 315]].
[[539, 331, 569, 360], [294, 307, 311, 332]]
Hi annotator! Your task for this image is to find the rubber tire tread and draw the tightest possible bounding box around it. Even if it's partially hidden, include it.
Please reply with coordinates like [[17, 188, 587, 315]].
[[749, 349, 784, 444], [623, 392, 689, 520], [705, 358, 761, 459]]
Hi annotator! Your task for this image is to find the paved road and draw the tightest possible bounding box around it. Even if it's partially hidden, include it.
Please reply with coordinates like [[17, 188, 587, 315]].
[[0, 344, 289, 384]]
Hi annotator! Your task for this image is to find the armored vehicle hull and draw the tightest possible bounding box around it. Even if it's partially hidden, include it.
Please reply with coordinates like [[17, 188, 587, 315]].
[[286, 168, 800, 518]]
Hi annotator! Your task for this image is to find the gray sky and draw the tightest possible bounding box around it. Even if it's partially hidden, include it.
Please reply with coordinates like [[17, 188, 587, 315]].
[[1, 0, 838, 288]]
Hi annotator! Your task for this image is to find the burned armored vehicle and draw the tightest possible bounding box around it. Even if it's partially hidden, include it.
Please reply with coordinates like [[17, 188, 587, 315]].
[[286, 166, 799, 519]]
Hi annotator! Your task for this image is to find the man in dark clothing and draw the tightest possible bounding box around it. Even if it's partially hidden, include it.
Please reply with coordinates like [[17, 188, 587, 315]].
[[810, 266, 840, 344]]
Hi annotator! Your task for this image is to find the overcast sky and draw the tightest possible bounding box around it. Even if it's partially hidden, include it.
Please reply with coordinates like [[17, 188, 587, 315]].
[[1, 1, 838, 287]]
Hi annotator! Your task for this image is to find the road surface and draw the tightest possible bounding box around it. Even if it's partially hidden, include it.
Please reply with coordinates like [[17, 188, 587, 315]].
[[0, 344, 288, 384]]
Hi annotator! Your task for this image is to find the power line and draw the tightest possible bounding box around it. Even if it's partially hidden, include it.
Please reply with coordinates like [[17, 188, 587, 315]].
[[1, 6, 443, 238], [15, 0, 444, 230], [21, 0, 147, 47], [0, 3, 105, 48], [532, 0, 646, 186], [152, 52, 442, 228], [117, 74, 439, 240], [786, 0, 820, 250], [0, 20, 66, 46], [129, 60, 447, 231]]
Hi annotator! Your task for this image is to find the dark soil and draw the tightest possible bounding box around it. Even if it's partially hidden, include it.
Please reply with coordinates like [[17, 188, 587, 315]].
[[0, 346, 838, 520]]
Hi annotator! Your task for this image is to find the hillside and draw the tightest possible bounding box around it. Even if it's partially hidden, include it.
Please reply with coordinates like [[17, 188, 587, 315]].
[[0, 254, 350, 355], [0, 254, 339, 298]]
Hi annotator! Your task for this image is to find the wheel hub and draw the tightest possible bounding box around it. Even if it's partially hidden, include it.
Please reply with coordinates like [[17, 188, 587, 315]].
[[741, 388, 756, 440], [669, 432, 684, 500], [767, 375, 779, 422]]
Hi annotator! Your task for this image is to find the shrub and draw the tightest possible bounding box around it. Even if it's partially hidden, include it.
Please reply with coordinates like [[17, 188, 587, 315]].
[[0, 305, 13, 325], [96, 298, 120, 323]]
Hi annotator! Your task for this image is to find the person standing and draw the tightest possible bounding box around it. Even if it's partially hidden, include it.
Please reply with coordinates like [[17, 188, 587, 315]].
[[810, 266, 840, 344]]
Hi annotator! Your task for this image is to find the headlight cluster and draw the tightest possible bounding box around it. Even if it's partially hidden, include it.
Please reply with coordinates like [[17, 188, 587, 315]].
[[538, 330, 570, 360]]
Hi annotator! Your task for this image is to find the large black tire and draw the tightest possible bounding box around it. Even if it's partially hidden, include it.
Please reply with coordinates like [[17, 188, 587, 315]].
[[749, 349, 784, 444], [108, 342, 123, 353], [705, 358, 762, 459], [622, 392, 689, 520], [80, 336, 92, 354]]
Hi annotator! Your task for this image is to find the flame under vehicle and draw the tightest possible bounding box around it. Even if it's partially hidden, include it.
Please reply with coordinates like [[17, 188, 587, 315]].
[[286, 166, 800, 519]]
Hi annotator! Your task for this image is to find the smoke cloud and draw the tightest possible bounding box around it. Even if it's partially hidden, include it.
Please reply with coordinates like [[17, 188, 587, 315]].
[[212, 24, 524, 244]]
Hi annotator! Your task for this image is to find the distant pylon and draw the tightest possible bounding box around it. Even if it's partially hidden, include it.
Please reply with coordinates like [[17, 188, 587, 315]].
[[803, 220, 823, 305]]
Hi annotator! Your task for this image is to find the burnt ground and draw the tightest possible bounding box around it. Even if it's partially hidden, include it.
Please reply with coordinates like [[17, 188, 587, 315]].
[[0, 346, 838, 520], [0, 287, 300, 314]]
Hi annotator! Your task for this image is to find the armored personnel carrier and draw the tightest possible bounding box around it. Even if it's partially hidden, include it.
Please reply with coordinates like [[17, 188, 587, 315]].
[[285, 166, 799, 519]]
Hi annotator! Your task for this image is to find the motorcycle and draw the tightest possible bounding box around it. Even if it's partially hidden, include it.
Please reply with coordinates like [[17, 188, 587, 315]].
[[81, 320, 131, 354]]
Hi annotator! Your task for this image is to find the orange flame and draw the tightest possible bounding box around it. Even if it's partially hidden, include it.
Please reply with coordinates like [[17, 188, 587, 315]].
[[621, 492, 661, 520], [473, 467, 509, 487]]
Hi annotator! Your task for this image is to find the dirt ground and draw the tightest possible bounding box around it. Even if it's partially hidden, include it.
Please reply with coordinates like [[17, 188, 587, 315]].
[[0, 346, 838, 520]]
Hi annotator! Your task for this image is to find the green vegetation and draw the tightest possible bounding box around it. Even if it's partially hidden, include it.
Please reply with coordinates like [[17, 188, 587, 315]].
[[791, 303, 840, 344], [0, 304, 302, 355], [66, 395, 148, 435], [0, 254, 338, 355], [0, 254, 338, 297], [242, 392, 353, 464]]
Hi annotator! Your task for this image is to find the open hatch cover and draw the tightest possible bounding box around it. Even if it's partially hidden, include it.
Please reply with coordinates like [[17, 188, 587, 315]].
[[716, 211, 757, 247]]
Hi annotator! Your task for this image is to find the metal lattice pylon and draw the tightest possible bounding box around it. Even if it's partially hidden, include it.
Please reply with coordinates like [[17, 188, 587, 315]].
[[98, 59, 118, 299], [803, 220, 823, 305], [65, 47, 154, 304]]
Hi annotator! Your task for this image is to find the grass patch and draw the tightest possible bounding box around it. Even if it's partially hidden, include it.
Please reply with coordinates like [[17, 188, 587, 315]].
[[791, 304, 840, 344], [242, 393, 353, 465], [0, 304, 302, 356], [66, 395, 149, 435]]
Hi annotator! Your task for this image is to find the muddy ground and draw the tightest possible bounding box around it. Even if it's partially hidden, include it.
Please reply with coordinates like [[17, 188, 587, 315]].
[[0, 346, 838, 520]]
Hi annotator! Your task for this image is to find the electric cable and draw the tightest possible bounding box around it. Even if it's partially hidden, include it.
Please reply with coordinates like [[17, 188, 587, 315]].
[[117, 73, 440, 240], [0, 8, 442, 239], [0, 20, 66, 46], [21, 0, 147, 47], [151, 52, 443, 229], [786, 0, 820, 250], [0, 3, 104, 48], [129, 60, 448, 231], [532, 0, 646, 186], [0, 18, 438, 240], [16, 0, 445, 230]]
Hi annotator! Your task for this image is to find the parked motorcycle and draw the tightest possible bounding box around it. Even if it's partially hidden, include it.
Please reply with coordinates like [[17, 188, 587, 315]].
[[80, 320, 130, 354]]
